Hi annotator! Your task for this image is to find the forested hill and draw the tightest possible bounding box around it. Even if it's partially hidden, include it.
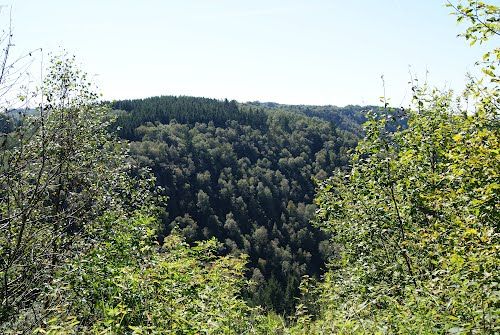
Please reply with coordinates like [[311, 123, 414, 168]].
[[111, 95, 366, 312], [242, 101, 373, 138], [113, 96, 268, 140]]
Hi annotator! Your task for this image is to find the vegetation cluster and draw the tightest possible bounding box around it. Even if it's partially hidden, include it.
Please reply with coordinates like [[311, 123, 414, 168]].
[[0, 1, 498, 333]]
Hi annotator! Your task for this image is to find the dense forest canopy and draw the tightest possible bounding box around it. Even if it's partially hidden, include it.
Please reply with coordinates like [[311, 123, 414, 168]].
[[242, 101, 373, 138], [113, 97, 267, 141], [111, 96, 363, 312]]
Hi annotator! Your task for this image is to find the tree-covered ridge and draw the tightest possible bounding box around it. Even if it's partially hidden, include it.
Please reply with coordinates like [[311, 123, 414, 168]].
[[242, 101, 372, 138], [112, 96, 361, 312], [113, 96, 268, 141]]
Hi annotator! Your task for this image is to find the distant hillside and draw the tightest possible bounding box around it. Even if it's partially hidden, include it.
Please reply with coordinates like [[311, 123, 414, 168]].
[[111, 95, 366, 312], [113, 96, 268, 140], [242, 101, 376, 137], [0, 109, 38, 133]]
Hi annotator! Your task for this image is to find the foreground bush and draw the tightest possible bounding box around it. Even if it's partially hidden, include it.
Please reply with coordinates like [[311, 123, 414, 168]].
[[34, 214, 271, 334]]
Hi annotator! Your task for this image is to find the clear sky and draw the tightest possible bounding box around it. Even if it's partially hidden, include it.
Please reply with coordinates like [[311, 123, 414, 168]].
[[4, 0, 494, 107]]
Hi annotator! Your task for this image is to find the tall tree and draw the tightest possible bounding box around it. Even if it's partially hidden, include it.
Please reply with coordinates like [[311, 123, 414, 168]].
[[0, 54, 156, 328], [305, 1, 499, 333]]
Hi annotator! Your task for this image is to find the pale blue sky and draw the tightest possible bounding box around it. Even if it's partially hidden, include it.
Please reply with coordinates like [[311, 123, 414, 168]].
[[5, 0, 494, 106]]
